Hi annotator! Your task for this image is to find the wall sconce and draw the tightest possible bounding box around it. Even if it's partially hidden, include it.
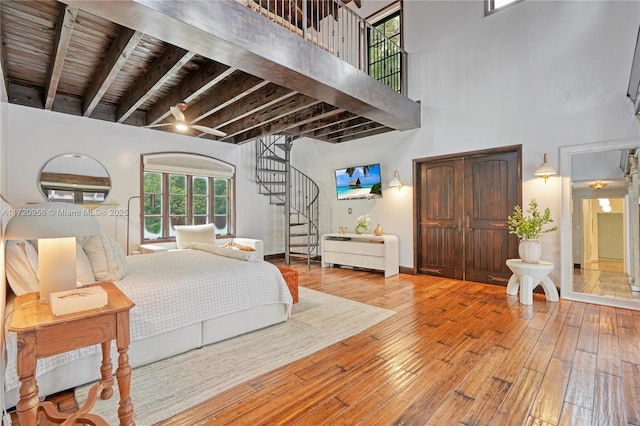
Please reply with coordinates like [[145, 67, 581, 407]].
[[4, 202, 100, 303], [589, 181, 607, 190], [389, 170, 403, 190], [534, 153, 556, 183]]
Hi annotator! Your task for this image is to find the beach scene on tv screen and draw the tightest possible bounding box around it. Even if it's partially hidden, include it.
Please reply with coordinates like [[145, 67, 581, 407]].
[[335, 164, 382, 200]]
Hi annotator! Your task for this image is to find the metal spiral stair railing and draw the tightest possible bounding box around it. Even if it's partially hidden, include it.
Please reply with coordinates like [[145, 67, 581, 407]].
[[255, 135, 320, 266]]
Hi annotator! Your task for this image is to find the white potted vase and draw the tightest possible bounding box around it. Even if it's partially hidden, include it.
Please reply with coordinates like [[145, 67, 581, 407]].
[[508, 199, 557, 264], [518, 238, 541, 263]]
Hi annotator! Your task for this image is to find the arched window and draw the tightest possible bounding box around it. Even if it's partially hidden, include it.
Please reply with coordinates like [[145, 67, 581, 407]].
[[141, 152, 235, 242]]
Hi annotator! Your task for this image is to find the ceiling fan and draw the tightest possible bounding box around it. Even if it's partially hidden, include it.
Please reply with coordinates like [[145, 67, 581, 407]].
[[145, 103, 226, 137]]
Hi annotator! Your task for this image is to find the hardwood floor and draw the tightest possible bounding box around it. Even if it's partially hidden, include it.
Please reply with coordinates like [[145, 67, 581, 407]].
[[583, 260, 625, 273], [11, 260, 640, 425], [573, 264, 640, 301]]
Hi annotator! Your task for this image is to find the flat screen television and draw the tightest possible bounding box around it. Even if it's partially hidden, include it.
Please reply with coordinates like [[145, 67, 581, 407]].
[[335, 163, 383, 200]]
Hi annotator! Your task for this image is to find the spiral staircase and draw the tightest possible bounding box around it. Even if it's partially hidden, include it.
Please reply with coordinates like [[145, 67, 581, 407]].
[[255, 135, 320, 266]]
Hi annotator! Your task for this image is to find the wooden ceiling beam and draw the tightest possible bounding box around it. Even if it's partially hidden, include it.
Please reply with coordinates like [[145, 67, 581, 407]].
[[184, 71, 267, 124], [327, 121, 385, 139], [145, 61, 233, 125], [314, 117, 373, 138], [116, 45, 195, 123], [292, 111, 360, 136], [218, 94, 321, 141], [82, 27, 144, 117], [332, 127, 394, 143], [328, 124, 392, 143], [44, 4, 77, 110], [230, 103, 341, 144], [196, 83, 297, 130]]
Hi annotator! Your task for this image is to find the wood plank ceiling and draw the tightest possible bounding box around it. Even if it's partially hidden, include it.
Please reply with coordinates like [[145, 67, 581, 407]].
[[0, 0, 421, 144]]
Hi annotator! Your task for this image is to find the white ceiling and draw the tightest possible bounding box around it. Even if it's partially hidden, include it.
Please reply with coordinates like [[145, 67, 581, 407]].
[[572, 148, 634, 190]]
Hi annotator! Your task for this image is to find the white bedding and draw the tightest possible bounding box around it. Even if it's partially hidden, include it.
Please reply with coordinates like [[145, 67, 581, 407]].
[[4, 250, 292, 393], [120, 250, 291, 341]]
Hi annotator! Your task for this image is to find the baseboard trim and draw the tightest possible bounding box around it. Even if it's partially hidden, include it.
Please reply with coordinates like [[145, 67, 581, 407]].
[[264, 253, 285, 261], [399, 266, 414, 275]]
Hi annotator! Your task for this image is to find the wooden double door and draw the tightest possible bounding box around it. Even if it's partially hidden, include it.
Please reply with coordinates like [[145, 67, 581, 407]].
[[414, 147, 521, 285]]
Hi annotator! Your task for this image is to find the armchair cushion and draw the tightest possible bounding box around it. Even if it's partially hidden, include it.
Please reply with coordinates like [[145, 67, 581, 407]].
[[174, 224, 216, 249]]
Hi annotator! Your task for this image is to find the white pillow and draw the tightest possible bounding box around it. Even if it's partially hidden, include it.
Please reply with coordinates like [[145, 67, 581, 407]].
[[190, 242, 258, 262], [83, 233, 127, 281], [174, 223, 216, 249], [76, 242, 96, 285], [5, 240, 39, 296]]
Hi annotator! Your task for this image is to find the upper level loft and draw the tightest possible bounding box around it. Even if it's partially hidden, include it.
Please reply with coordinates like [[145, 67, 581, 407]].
[[0, 0, 421, 144]]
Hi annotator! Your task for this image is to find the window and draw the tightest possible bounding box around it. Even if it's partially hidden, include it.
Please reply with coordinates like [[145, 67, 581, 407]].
[[485, 0, 523, 15], [367, 3, 403, 93], [141, 153, 235, 241]]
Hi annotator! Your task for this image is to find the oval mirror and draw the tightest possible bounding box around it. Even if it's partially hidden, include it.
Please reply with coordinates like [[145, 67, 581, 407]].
[[39, 154, 111, 206]]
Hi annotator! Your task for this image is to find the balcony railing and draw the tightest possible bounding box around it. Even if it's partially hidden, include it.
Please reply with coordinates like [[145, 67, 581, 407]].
[[238, 0, 407, 94]]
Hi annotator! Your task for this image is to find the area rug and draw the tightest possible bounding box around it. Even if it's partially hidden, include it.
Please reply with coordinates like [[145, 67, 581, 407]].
[[75, 287, 395, 425]]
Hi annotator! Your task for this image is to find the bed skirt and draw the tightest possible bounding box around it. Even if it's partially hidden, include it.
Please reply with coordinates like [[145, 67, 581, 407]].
[[4, 302, 289, 409]]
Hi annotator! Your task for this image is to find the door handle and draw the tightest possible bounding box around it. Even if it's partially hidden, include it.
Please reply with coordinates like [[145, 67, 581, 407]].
[[466, 215, 472, 231]]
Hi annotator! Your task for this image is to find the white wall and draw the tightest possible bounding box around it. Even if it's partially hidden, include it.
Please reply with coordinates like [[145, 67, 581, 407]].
[[4, 105, 284, 255], [292, 0, 640, 284]]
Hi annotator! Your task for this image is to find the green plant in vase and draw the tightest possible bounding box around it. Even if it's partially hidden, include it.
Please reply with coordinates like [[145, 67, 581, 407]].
[[355, 214, 370, 235], [507, 199, 557, 263]]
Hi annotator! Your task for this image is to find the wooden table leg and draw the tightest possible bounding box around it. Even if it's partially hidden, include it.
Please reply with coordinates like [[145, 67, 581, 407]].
[[100, 341, 115, 400], [116, 311, 135, 425], [15, 330, 40, 425], [41, 383, 108, 425]]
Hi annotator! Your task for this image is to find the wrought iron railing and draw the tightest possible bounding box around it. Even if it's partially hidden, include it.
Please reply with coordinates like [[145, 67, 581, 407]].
[[238, 0, 407, 94]]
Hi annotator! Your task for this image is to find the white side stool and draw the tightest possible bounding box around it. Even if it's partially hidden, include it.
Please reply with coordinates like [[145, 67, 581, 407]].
[[505, 259, 559, 305]]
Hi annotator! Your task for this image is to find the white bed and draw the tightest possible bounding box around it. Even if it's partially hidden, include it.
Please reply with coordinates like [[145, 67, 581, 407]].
[[4, 248, 293, 409]]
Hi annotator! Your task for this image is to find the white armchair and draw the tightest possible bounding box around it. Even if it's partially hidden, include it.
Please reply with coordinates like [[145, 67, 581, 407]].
[[138, 238, 264, 261]]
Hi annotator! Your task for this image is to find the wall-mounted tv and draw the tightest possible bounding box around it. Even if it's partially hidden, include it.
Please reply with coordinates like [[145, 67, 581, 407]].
[[335, 164, 383, 200]]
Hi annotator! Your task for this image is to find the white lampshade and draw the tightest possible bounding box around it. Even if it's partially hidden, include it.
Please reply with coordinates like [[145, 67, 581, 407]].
[[389, 170, 403, 190], [534, 153, 556, 183], [5, 202, 100, 302]]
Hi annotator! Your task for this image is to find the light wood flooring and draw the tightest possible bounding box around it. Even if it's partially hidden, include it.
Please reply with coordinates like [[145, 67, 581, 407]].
[[574, 261, 640, 301], [11, 260, 640, 425], [583, 260, 625, 274]]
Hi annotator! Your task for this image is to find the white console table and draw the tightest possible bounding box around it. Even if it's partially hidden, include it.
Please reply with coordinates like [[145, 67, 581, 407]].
[[321, 233, 399, 277]]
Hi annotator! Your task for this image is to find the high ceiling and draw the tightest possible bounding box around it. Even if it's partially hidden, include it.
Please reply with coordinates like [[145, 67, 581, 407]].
[[0, 0, 421, 144]]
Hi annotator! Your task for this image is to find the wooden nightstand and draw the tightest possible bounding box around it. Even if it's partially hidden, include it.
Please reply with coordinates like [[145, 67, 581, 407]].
[[8, 282, 136, 425]]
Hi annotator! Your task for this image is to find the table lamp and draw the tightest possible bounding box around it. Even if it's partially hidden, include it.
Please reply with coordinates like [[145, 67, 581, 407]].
[[4, 202, 100, 303]]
